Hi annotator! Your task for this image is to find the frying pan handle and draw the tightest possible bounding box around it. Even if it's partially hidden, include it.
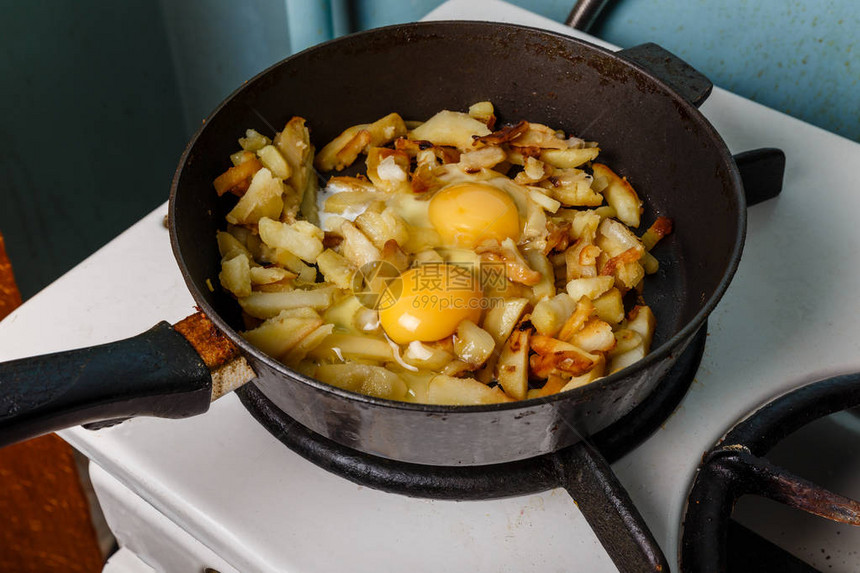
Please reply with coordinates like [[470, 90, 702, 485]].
[[554, 440, 669, 573], [733, 148, 786, 206], [617, 43, 713, 108], [0, 322, 212, 448], [565, 0, 613, 32]]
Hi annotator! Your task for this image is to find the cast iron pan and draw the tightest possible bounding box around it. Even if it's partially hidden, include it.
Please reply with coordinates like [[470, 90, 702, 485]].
[[0, 22, 785, 572]]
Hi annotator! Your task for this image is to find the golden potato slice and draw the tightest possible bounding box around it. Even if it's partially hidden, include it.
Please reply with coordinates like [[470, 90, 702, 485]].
[[242, 311, 323, 359], [409, 110, 491, 150], [427, 374, 512, 405], [560, 354, 606, 391], [309, 333, 394, 363], [257, 144, 292, 180], [510, 123, 567, 150], [591, 288, 625, 325], [482, 297, 529, 347], [468, 101, 495, 126], [216, 231, 251, 261], [284, 323, 335, 363], [316, 248, 354, 289], [214, 154, 263, 197], [239, 288, 334, 319], [225, 168, 285, 225], [239, 129, 271, 152], [496, 327, 531, 400], [249, 266, 295, 285], [340, 220, 382, 268], [567, 318, 616, 353], [453, 320, 495, 367], [540, 147, 600, 168], [531, 293, 576, 337], [592, 163, 643, 227], [315, 363, 408, 401], [274, 117, 312, 199], [366, 148, 411, 194], [403, 340, 455, 371], [543, 169, 603, 207], [566, 276, 614, 301], [258, 217, 324, 263], [219, 253, 251, 298]]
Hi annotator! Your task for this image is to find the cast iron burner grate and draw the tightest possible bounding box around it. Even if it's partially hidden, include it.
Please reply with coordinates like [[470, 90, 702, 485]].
[[236, 325, 707, 573], [237, 324, 706, 499]]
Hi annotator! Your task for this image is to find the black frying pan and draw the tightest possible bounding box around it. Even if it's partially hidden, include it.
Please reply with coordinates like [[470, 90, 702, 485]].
[[0, 21, 784, 572], [172, 21, 761, 467]]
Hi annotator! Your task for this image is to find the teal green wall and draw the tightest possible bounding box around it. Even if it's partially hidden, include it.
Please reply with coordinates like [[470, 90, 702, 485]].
[[351, 0, 859, 142], [0, 1, 185, 298], [594, 0, 859, 142]]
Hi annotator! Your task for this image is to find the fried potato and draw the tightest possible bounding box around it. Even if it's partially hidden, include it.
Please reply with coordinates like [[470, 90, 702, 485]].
[[592, 163, 643, 227], [242, 310, 323, 359], [403, 340, 455, 371], [309, 333, 394, 363], [482, 297, 529, 347], [366, 148, 411, 194], [496, 327, 531, 400], [340, 220, 382, 268], [214, 154, 264, 197], [316, 363, 408, 400], [426, 374, 512, 405], [225, 168, 284, 225], [540, 147, 600, 168], [239, 129, 271, 152], [568, 318, 616, 353], [219, 253, 252, 298], [453, 320, 495, 367], [543, 169, 603, 207], [250, 266, 295, 285], [560, 354, 606, 391], [239, 287, 334, 319], [529, 335, 598, 378], [566, 276, 614, 301], [592, 287, 625, 325], [468, 101, 495, 126], [257, 144, 292, 180], [409, 110, 491, 150], [258, 217, 324, 263], [216, 230, 251, 261], [531, 293, 576, 337], [315, 248, 354, 289], [274, 117, 312, 197]]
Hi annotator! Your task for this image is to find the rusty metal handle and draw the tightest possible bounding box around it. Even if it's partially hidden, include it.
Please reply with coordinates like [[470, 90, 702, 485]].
[[565, 0, 613, 32], [681, 373, 860, 572]]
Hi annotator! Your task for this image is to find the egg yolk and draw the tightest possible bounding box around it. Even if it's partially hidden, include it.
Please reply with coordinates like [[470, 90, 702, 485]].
[[379, 265, 483, 344], [428, 183, 520, 248]]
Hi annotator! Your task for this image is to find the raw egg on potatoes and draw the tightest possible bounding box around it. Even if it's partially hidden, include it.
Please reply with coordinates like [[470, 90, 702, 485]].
[[428, 182, 521, 248], [379, 264, 483, 344]]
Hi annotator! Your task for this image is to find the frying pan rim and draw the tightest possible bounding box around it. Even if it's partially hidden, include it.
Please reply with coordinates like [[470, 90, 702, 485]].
[[168, 20, 746, 414]]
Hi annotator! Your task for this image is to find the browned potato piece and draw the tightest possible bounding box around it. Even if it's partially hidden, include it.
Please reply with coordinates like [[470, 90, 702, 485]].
[[592, 163, 643, 227], [496, 327, 531, 400], [409, 110, 491, 150], [427, 374, 512, 405], [213, 153, 263, 197]]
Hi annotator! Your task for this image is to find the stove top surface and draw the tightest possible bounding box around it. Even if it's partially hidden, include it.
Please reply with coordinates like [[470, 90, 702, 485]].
[[2, 1, 860, 571]]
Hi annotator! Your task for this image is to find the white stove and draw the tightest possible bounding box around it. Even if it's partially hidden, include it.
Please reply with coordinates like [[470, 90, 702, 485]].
[[2, 1, 860, 571]]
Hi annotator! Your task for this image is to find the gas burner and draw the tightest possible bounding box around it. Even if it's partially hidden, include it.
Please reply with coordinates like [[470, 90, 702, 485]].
[[236, 324, 707, 573], [682, 373, 860, 572]]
